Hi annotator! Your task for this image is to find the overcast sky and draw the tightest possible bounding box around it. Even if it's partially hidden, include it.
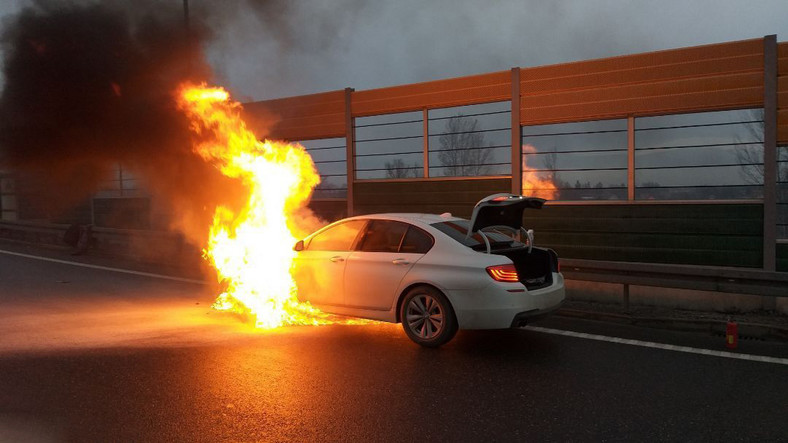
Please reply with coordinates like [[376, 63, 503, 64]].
[[1, 0, 787, 102]]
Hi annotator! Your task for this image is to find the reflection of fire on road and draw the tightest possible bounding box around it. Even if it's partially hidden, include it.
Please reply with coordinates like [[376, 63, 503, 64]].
[[521, 144, 558, 200], [176, 84, 343, 328]]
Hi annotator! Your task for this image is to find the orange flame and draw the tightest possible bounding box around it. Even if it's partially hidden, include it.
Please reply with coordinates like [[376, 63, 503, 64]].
[[176, 83, 337, 328], [522, 144, 558, 200]]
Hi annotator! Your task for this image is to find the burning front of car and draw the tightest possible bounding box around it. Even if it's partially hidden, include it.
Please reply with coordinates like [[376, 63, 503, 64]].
[[176, 84, 366, 328], [0, 2, 563, 346]]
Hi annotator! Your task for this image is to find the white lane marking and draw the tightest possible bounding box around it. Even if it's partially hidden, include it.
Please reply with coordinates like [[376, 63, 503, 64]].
[[524, 325, 788, 366], [0, 249, 206, 285]]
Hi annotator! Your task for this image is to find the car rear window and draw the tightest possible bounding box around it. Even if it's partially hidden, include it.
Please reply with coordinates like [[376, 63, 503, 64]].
[[400, 226, 434, 254], [431, 220, 523, 251]]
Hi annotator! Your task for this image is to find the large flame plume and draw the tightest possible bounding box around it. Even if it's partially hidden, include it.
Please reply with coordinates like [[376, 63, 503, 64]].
[[176, 83, 333, 328], [522, 144, 558, 200]]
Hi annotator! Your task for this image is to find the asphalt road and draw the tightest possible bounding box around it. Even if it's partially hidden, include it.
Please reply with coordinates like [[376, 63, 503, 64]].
[[1, 246, 787, 442]]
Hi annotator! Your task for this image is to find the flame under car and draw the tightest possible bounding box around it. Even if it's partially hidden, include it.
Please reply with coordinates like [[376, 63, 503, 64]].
[[292, 194, 565, 347]]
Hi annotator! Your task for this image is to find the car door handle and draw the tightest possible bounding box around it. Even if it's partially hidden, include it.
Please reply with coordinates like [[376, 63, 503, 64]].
[[392, 258, 411, 265], [330, 256, 345, 263]]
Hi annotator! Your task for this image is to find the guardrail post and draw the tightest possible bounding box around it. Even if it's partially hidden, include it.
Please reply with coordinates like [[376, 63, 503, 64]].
[[345, 87, 355, 217], [511, 67, 522, 194], [623, 283, 630, 312], [0, 172, 18, 221]]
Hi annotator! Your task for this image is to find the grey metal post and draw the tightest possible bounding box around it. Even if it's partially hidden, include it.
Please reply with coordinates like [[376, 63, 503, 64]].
[[183, 0, 189, 30], [345, 87, 355, 217], [511, 68, 522, 194], [762, 35, 778, 310], [763, 35, 777, 273], [423, 108, 429, 178], [628, 116, 635, 200], [183, 0, 191, 75]]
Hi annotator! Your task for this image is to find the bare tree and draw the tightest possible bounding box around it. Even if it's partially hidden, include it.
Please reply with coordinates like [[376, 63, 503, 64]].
[[541, 147, 562, 187], [313, 179, 347, 199], [735, 109, 788, 184], [436, 115, 492, 176], [384, 158, 420, 178], [735, 109, 788, 237]]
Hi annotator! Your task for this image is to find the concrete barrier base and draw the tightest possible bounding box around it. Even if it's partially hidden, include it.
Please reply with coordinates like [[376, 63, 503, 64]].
[[565, 280, 787, 315], [0, 220, 203, 276]]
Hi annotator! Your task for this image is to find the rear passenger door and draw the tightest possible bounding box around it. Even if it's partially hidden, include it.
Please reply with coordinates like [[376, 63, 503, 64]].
[[344, 220, 433, 311]]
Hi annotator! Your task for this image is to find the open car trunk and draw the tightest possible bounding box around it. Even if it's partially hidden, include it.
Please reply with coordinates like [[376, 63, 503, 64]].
[[431, 193, 560, 291], [469, 193, 557, 290]]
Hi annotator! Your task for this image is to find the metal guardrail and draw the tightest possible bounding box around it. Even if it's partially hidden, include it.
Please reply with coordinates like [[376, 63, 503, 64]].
[[0, 220, 199, 267], [2, 220, 785, 298], [560, 258, 788, 297]]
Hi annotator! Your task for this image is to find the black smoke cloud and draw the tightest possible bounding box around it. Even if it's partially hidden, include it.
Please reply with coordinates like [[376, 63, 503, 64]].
[[0, 1, 246, 243]]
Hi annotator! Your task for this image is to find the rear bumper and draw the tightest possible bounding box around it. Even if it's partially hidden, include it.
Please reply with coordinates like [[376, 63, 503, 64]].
[[448, 273, 565, 329], [509, 300, 564, 327]]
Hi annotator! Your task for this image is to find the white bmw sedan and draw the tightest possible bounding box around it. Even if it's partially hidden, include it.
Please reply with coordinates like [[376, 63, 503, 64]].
[[293, 194, 565, 347]]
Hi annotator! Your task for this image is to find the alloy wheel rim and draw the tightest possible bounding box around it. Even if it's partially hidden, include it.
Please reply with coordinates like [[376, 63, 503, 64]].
[[406, 294, 444, 340]]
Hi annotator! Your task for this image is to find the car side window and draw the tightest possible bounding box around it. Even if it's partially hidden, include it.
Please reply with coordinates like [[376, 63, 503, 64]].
[[307, 220, 367, 251], [400, 226, 434, 254], [359, 220, 409, 252]]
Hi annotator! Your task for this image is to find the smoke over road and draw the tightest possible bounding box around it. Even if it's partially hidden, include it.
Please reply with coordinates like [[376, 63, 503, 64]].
[[0, 1, 248, 245]]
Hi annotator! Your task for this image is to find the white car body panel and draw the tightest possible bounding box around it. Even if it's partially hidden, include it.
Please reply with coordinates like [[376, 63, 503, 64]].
[[292, 249, 350, 307], [344, 250, 422, 310], [294, 213, 565, 329]]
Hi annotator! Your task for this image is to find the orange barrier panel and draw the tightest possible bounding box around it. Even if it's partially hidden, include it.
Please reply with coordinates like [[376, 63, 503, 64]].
[[522, 54, 762, 94], [778, 42, 788, 145], [243, 90, 346, 141], [242, 38, 783, 144], [521, 39, 764, 126], [351, 71, 510, 117]]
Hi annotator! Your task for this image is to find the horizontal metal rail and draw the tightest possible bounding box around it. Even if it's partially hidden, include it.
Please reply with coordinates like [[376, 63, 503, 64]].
[[635, 119, 763, 132], [428, 109, 510, 121], [521, 128, 627, 137], [559, 258, 788, 297], [2, 221, 784, 298]]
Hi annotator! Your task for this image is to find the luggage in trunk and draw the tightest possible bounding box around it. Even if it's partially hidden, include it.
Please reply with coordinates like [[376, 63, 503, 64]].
[[493, 246, 558, 290]]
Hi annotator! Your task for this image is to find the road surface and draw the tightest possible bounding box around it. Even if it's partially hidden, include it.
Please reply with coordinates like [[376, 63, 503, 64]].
[[1, 245, 786, 441]]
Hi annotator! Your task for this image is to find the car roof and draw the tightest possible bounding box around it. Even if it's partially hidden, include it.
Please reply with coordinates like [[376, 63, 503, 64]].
[[348, 213, 467, 225], [304, 213, 470, 241]]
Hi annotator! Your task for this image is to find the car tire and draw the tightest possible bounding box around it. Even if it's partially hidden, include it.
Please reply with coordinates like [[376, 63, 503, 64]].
[[399, 286, 458, 347]]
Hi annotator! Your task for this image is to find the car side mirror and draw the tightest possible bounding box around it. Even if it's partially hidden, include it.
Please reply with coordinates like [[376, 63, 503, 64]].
[[294, 240, 305, 251]]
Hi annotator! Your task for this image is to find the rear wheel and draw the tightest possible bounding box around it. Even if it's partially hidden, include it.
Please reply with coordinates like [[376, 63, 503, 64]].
[[400, 286, 457, 347]]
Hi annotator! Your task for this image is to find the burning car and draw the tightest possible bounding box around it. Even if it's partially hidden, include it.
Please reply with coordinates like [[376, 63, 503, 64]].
[[293, 193, 565, 347]]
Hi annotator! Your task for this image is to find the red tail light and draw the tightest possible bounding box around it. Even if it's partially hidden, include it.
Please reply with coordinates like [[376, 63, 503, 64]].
[[486, 264, 519, 282]]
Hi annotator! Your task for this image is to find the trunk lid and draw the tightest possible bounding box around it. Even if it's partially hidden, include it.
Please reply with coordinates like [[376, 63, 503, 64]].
[[467, 193, 545, 236]]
